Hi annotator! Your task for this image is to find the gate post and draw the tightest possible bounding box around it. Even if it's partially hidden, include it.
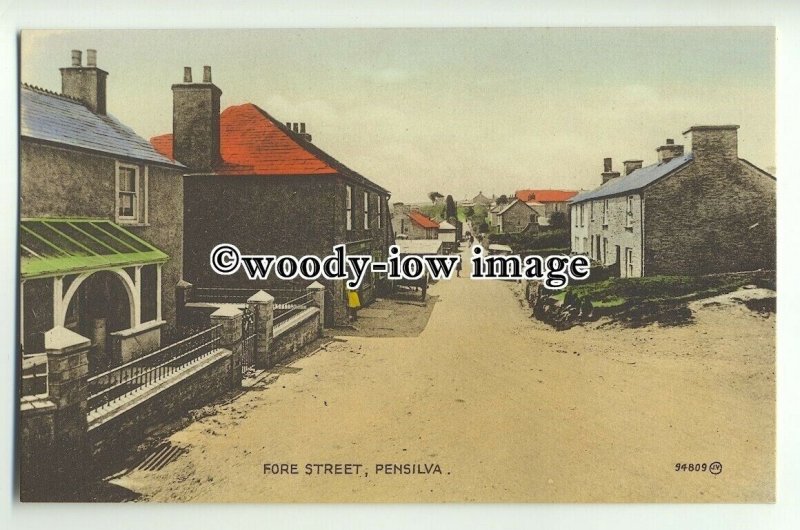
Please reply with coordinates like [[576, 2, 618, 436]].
[[44, 326, 91, 495], [210, 306, 243, 388], [175, 280, 193, 333], [307, 281, 326, 336], [247, 290, 274, 369]]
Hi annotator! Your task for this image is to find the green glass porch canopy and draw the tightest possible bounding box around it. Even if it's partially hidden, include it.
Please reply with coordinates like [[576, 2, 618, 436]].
[[21, 218, 168, 279]]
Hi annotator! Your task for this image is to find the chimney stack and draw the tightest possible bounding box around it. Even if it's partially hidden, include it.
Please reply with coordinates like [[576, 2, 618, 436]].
[[682, 125, 739, 164], [61, 49, 108, 114], [656, 138, 685, 163], [172, 66, 222, 171], [287, 121, 312, 142], [601, 158, 621, 184], [623, 160, 643, 176]]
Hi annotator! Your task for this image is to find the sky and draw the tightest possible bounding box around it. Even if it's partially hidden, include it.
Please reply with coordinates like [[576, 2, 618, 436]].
[[21, 28, 775, 203]]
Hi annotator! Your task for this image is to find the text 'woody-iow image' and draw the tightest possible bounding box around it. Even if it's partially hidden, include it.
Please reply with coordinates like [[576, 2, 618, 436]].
[[17, 28, 775, 503]]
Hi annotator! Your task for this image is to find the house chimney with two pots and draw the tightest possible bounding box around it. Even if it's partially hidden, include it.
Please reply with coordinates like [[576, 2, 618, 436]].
[[171, 65, 222, 171], [656, 138, 685, 164], [60, 49, 108, 115], [601, 157, 621, 184]]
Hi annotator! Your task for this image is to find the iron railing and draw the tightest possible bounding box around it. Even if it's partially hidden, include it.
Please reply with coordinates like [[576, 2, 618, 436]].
[[273, 292, 316, 327], [193, 287, 305, 304], [87, 324, 221, 414]]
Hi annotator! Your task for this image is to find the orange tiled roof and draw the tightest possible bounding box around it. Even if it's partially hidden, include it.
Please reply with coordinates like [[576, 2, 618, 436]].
[[514, 189, 578, 203], [408, 210, 439, 229]]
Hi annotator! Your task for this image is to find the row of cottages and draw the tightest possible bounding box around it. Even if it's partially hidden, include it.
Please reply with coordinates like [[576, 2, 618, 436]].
[[390, 203, 440, 239], [149, 66, 392, 326], [569, 126, 775, 278], [20, 50, 185, 372]]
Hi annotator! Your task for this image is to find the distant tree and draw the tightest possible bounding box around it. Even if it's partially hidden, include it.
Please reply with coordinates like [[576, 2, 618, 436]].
[[548, 211, 569, 230], [496, 194, 509, 205], [464, 206, 475, 218], [444, 195, 457, 219], [428, 191, 444, 204]]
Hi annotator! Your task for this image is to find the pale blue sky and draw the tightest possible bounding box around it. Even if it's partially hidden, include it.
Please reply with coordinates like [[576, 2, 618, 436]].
[[22, 28, 774, 202]]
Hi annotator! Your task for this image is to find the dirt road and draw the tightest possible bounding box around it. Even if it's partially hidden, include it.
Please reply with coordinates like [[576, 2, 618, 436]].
[[111, 248, 775, 502]]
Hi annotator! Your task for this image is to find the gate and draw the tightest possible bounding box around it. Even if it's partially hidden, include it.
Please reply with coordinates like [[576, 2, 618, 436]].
[[241, 306, 257, 376]]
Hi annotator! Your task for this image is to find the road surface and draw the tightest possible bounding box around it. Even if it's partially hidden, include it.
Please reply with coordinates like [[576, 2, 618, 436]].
[[110, 246, 775, 502]]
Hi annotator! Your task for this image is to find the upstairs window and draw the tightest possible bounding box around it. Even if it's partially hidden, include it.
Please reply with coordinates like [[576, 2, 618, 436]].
[[602, 199, 608, 225], [626, 195, 634, 227], [364, 191, 370, 229], [377, 197, 382, 228], [590, 201, 595, 222], [116, 163, 140, 223], [346, 185, 353, 231]]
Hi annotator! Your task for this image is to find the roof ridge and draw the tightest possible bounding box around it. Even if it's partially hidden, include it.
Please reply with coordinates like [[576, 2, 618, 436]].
[[21, 82, 83, 104]]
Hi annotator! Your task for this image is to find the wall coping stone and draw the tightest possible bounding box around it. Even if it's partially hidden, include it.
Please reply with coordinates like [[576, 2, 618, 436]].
[[274, 307, 319, 338], [45, 326, 90, 351]]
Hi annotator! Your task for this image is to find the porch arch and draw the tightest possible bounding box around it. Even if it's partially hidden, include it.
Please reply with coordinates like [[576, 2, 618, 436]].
[[58, 268, 139, 329]]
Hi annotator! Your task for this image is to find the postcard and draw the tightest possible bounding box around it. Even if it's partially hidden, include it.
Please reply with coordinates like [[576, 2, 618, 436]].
[[17, 27, 775, 503]]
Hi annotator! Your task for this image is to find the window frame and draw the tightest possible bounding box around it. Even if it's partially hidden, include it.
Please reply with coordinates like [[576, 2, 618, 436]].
[[116, 162, 141, 223], [346, 184, 353, 231], [625, 195, 634, 228], [377, 196, 383, 228], [364, 191, 370, 230]]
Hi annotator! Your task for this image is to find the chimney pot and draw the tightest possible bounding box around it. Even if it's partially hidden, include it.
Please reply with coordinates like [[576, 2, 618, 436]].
[[71, 50, 82, 67], [603, 157, 612, 172], [285, 122, 291, 129], [666, 138, 674, 145], [86, 49, 97, 67], [203, 66, 212, 83], [300, 122, 306, 134], [183, 67, 192, 83], [293, 123, 299, 132]]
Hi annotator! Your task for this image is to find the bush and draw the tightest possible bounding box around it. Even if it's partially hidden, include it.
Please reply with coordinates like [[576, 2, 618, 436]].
[[487, 229, 570, 252]]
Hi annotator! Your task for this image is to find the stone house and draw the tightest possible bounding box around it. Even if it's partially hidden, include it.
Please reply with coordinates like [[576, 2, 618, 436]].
[[496, 199, 538, 233], [150, 66, 392, 326], [515, 189, 578, 220], [391, 203, 440, 239], [20, 50, 186, 372], [569, 126, 775, 277], [472, 191, 492, 207]]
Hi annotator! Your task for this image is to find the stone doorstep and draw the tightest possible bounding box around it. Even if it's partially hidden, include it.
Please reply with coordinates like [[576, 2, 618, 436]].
[[87, 348, 231, 430], [20, 396, 57, 414]]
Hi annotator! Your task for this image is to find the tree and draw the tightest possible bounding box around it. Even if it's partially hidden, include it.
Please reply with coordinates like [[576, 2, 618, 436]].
[[548, 211, 569, 230], [464, 206, 475, 218], [444, 195, 457, 219], [496, 194, 509, 205], [428, 191, 444, 204]]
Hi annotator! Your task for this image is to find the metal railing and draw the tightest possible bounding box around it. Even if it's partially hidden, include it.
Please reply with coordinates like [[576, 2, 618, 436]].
[[87, 324, 221, 414], [273, 292, 316, 327], [193, 286, 305, 304], [20, 353, 48, 398]]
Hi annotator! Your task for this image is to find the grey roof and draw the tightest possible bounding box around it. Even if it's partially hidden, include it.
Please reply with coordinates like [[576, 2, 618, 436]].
[[21, 84, 182, 167], [570, 153, 694, 204], [497, 198, 534, 216]]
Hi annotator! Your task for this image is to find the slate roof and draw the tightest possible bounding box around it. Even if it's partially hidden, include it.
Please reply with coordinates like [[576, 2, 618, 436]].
[[150, 102, 390, 194], [407, 210, 439, 229], [497, 199, 534, 216], [515, 189, 578, 203], [20, 84, 182, 167], [570, 153, 694, 204]]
